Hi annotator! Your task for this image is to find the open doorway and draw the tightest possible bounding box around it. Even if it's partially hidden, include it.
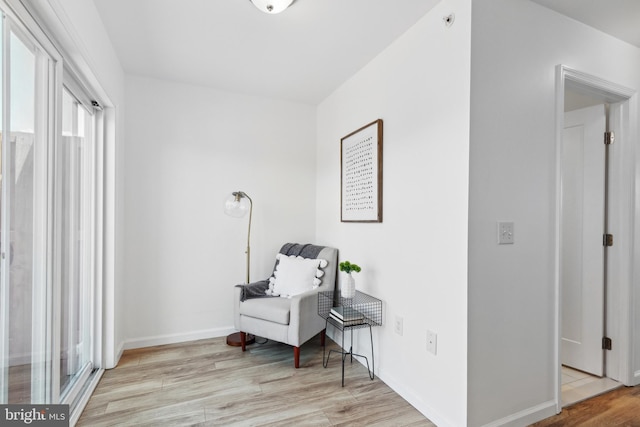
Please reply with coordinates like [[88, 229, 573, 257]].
[[556, 65, 636, 410]]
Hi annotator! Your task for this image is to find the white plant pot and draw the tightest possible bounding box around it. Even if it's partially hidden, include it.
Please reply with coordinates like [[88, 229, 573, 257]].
[[341, 273, 356, 299]]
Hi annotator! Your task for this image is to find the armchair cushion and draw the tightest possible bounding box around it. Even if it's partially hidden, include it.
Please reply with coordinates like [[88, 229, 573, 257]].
[[239, 297, 291, 325]]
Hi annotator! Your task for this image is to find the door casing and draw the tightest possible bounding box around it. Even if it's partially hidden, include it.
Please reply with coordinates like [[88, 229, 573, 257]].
[[554, 65, 638, 413]]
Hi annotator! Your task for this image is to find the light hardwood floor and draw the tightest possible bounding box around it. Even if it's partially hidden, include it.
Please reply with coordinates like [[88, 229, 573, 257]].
[[532, 384, 640, 427], [77, 336, 435, 426]]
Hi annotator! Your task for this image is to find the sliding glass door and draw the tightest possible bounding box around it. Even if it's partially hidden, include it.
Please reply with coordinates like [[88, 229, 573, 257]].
[[59, 87, 95, 403], [0, 5, 101, 414], [1, 17, 51, 405]]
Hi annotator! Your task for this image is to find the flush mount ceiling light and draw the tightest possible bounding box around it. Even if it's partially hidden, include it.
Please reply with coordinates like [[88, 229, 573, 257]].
[[250, 0, 295, 14]]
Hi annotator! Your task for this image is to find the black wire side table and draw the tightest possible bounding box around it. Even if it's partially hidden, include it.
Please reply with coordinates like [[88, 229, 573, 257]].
[[318, 290, 382, 386]]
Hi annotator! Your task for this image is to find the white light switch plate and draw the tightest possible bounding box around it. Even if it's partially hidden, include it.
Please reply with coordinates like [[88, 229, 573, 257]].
[[498, 221, 514, 245]]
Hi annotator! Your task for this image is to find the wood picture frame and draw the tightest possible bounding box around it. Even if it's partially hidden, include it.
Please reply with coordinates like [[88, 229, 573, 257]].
[[341, 119, 383, 222]]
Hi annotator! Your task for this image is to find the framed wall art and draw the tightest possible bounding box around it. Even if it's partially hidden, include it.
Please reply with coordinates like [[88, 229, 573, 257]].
[[341, 119, 383, 222]]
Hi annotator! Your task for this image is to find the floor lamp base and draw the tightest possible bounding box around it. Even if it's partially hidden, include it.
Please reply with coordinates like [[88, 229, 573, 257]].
[[226, 332, 255, 347]]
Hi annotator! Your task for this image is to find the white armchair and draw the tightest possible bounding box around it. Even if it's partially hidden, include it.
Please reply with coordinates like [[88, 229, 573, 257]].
[[233, 243, 338, 368]]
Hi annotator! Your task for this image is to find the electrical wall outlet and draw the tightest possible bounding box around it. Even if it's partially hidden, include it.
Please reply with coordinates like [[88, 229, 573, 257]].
[[426, 330, 437, 355], [498, 221, 514, 245], [395, 316, 404, 336]]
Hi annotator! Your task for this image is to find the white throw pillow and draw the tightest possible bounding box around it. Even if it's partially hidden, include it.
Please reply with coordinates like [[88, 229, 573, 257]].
[[271, 255, 324, 297]]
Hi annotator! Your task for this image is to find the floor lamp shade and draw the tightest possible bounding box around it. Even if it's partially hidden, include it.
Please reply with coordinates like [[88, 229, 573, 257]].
[[224, 191, 251, 218]]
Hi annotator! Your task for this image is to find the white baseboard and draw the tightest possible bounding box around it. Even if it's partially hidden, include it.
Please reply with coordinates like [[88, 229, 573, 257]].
[[123, 326, 236, 350], [329, 339, 556, 427], [480, 400, 557, 427], [115, 341, 125, 366], [376, 367, 456, 427], [376, 362, 558, 427], [325, 330, 455, 426]]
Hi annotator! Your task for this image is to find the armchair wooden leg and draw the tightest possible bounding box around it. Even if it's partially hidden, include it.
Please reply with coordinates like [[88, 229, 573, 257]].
[[294, 346, 300, 368], [240, 332, 246, 352], [320, 329, 326, 347]]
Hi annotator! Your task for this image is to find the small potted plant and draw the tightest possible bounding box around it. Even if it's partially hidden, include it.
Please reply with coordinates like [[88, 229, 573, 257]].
[[339, 261, 361, 298]]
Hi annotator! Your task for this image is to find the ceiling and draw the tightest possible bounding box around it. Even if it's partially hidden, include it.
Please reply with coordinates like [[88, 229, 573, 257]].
[[92, 0, 441, 105], [529, 0, 640, 48], [93, 0, 640, 105]]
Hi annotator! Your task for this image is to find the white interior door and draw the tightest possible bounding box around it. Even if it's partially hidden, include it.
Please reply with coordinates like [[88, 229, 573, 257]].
[[561, 104, 606, 376]]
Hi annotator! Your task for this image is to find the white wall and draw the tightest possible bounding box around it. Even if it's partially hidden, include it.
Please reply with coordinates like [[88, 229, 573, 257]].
[[316, 1, 471, 425], [123, 76, 317, 347], [468, 0, 640, 425], [33, 0, 640, 424]]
